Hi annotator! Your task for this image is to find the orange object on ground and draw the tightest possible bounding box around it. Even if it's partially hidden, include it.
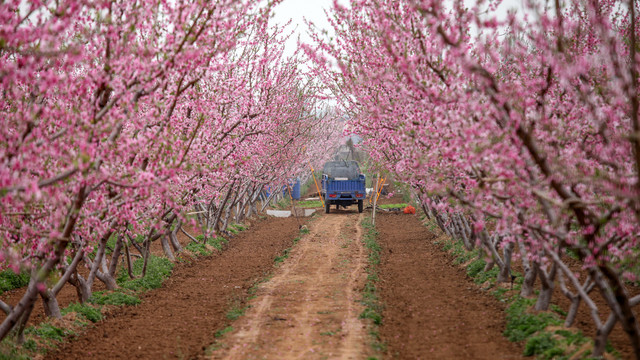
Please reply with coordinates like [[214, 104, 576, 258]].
[[403, 205, 416, 214]]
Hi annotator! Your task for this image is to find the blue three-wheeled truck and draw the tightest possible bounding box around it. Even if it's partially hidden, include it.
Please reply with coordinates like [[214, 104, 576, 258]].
[[321, 161, 366, 213]]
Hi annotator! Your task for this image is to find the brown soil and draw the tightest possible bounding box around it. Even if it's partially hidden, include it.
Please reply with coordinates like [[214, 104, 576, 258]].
[[376, 212, 524, 360], [207, 210, 370, 359], [0, 224, 201, 328], [5, 189, 630, 359], [44, 216, 302, 360]]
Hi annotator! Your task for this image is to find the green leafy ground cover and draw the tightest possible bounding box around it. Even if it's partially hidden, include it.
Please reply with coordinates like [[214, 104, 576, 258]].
[[0, 270, 30, 295], [378, 203, 407, 209]]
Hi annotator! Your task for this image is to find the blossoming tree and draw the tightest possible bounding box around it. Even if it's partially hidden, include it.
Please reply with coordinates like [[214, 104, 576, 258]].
[[307, 0, 640, 356]]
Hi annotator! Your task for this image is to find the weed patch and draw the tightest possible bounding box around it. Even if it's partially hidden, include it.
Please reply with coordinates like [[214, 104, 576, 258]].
[[208, 236, 228, 250], [215, 326, 234, 338], [61, 303, 102, 323], [297, 200, 323, 208], [274, 248, 290, 263], [0, 270, 30, 295], [0, 345, 31, 360], [524, 332, 563, 358], [228, 223, 246, 233], [360, 217, 385, 355], [226, 306, 245, 321], [89, 290, 140, 306], [186, 241, 211, 256], [117, 255, 174, 291], [378, 203, 407, 209], [274, 197, 291, 210], [504, 297, 562, 342], [25, 324, 72, 343]]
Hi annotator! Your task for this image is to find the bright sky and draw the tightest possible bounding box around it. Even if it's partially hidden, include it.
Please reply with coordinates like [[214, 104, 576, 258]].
[[270, 0, 528, 56], [270, 0, 338, 56]]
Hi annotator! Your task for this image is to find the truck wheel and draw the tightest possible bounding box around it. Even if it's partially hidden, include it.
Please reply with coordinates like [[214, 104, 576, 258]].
[[325, 200, 330, 214], [358, 200, 363, 213]]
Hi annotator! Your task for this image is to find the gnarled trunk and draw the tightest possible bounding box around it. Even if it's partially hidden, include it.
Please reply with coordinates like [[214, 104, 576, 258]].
[[497, 241, 514, 283], [534, 262, 557, 311], [518, 239, 537, 297]]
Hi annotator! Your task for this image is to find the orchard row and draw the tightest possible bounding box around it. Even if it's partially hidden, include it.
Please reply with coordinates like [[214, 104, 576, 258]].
[[0, 0, 339, 342], [306, 0, 640, 357]]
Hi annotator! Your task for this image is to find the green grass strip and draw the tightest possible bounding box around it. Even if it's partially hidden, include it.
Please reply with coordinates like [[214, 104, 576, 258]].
[[378, 203, 407, 209], [360, 217, 385, 355], [297, 200, 323, 208]]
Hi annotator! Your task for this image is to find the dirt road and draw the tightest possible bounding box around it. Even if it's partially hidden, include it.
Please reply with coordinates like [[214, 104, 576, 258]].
[[208, 211, 370, 360]]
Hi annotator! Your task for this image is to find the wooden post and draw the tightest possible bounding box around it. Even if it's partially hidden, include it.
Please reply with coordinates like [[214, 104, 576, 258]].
[[372, 172, 380, 226], [310, 165, 324, 207]]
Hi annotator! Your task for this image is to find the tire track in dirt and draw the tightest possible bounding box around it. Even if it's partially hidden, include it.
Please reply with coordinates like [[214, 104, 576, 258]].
[[208, 211, 370, 360]]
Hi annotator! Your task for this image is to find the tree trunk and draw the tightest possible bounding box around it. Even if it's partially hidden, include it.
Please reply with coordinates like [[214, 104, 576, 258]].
[[535, 262, 557, 311], [247, 186, 261, 218], [160, 234, 175, 261], [420, 195, 432, 220], [594, 314, 617, 358], [71, 273, 92, 303], [108, 235, 123, 278], [438, 211, 453, 237], [194, 204, 205, 227], [597, 265, 640, 359], [170, 221, 183, 253], [141, 239, 151, 278], [565, 296, 581, 328], [75, 232, 112, 301], [536, 283, 554, 311], [123, 241, 137, 279], [40, 289, 62, 319], [234, 184, 249, 223], [260, 188, 278, 212], [480, 232, 508, 283], [223, 185, 244, 232], [518, 239, 537, 297], [497, 242, 514, 283], [96, 270, 117, 290], [13, 299, 34, 345], [40, 243, 86, 316], [238, 185, 258, 223], [129, 234, 147, 258], [213, 181, 236, 236]]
